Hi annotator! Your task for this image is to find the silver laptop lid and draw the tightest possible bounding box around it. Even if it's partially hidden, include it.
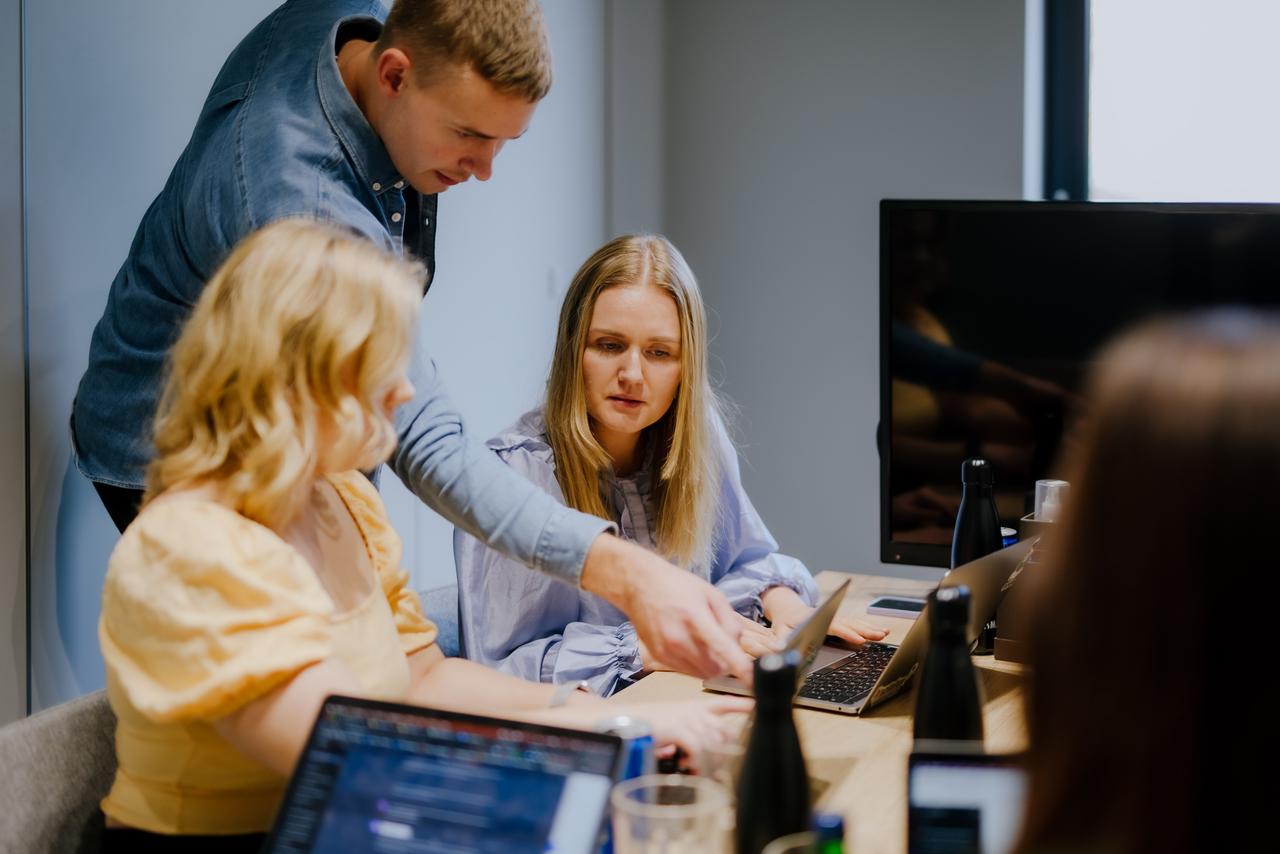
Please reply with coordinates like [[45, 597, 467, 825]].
[[862, 538, 1033, 712], [780, 578, 851, 672]]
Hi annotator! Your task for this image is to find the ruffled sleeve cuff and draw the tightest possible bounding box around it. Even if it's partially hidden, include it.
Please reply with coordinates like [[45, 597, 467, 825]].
[[543, 621, 644, 697], [718, 554, 821, 622]]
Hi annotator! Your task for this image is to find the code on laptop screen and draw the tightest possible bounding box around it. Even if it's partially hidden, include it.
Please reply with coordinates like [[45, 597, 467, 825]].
[[266, 699, 621, 854]]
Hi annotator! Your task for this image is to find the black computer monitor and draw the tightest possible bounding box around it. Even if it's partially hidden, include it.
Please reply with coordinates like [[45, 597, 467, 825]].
[[880, 199, 1280, 567]]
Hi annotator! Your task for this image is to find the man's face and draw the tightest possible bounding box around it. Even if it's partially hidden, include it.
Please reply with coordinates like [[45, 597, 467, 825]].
[[379, 63, 537, 195]]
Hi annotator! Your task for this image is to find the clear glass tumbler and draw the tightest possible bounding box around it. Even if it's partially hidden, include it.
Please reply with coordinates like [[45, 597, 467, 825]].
[[610, 774, 732, 854], [761, 830, 818, 854], [699, 739, 746, 803]]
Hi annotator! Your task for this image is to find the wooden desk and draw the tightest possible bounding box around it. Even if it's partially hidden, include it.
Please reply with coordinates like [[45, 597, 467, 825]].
[[614, 571, 1028, 854]]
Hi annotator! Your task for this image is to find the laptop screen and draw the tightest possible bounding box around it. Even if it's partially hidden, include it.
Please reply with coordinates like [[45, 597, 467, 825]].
[[264, 696, 623, 854], [907, 752, 1027, 854]]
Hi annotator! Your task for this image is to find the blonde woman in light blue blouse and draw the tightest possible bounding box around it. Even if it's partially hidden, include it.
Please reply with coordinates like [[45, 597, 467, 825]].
[[455, 235, 889, 696]]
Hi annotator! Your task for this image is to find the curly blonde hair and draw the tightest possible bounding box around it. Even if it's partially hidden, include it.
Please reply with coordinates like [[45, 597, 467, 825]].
[[546, 234, 723, 570], [145, 219, 424, 529]]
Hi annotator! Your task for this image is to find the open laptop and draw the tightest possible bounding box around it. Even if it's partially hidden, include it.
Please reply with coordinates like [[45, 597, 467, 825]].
[[704, 537, 1033, 715], [262, 695, 623, 854]]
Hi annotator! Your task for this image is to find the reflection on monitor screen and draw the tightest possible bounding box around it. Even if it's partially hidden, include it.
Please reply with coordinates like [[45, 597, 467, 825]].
[[881, 200, 1280, 566]]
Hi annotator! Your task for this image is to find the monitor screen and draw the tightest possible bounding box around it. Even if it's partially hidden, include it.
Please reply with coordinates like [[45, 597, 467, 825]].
[[264, 696, 622, 854], [880, 199, 1280, 567]]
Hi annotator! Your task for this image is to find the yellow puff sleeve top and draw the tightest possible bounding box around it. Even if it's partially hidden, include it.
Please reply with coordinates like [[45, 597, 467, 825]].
[[98, 471, 437, 835]]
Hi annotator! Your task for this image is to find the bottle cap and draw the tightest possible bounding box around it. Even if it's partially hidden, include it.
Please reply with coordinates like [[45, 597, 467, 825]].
[[929, 584, 971, 630], [961, 458, 994, 486], [755, 649, 802, 699], [811, 810, 846, 839]]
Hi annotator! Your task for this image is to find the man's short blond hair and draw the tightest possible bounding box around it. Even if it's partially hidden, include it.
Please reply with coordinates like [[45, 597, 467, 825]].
[[378, 0, 552, 102]]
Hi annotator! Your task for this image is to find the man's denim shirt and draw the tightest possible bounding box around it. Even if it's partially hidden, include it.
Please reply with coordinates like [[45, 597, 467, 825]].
[[72, 0, 610, 584]]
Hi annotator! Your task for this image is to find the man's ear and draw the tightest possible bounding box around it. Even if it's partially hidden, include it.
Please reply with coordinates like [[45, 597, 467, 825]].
[[376, 47, 413, 97]]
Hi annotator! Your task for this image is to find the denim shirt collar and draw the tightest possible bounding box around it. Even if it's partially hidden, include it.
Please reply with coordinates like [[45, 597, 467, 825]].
[[316, 16, 403, 196]]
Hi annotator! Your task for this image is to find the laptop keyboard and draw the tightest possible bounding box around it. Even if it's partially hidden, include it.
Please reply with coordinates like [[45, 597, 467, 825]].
[[799, 642, 898, 705]]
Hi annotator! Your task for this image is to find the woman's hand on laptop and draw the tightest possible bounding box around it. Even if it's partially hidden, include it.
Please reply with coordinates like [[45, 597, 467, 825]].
[[762, 586, 891, 647], [734, 612, 786, 658]]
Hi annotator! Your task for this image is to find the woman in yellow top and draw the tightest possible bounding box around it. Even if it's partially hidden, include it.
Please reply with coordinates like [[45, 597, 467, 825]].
[[97, 219, 750, 851]]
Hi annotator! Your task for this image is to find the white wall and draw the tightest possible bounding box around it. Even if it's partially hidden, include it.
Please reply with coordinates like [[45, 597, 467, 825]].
[[661, 0, 1027, 580], [21, 0, 611, 711], [1, 0, 26, 725]]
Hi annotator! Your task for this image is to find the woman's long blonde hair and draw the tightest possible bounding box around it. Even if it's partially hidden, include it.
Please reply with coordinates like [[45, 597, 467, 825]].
[[145, 219, 424, 529], [545, 234, 723, 570]]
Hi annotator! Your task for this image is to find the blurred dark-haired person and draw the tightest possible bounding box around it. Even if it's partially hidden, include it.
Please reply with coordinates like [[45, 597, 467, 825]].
[[1015, 309, 1274, 854]]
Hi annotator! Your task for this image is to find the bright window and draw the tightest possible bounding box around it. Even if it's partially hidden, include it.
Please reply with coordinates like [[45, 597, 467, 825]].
[[1090, 0, 1280, 202]]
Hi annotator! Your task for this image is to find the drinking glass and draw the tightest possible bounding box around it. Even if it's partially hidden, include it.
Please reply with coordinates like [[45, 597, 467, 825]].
[[611, 774, 731, 854], [761, 831, 818, 854], [699, 739, 745, 803]]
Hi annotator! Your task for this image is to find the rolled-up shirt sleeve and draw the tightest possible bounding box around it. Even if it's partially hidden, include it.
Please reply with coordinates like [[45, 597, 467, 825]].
[[708, 417, 820, 618], [391, 333, 614, 585]]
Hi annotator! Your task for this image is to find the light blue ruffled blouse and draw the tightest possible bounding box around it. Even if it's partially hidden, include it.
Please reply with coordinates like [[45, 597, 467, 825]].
[[454, 408, 819, 696]]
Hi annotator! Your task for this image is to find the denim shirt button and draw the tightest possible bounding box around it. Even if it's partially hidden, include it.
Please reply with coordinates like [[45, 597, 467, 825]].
[[394, 180, 405, 189], [372, 182, 382, 192], [391, 211, 402, 223], [423, 217, 431, 227]]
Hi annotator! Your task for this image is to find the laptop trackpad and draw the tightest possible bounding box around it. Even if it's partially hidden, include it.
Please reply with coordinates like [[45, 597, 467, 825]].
[[809, 643, 857, 672]]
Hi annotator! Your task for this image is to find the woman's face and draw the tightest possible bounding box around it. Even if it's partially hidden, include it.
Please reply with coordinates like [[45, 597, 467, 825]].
[[581, 284, 683, 463]]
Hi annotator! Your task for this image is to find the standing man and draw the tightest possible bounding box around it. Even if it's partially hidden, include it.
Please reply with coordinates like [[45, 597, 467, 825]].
[[72, 0, 751, 682]]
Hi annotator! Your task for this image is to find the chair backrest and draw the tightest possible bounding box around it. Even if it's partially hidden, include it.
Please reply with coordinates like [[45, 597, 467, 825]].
[[0, 690, 116, 854]]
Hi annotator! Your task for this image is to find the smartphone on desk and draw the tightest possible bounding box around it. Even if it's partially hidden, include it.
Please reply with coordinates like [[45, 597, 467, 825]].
[[867, 595, 926, 619]]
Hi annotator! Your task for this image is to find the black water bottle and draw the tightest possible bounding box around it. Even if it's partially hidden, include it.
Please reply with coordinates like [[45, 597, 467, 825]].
[[913, 585, 984, 744], [952, 458, 1003, 652], [736, 651, 810, 854], [951, 458, 1002, 569]]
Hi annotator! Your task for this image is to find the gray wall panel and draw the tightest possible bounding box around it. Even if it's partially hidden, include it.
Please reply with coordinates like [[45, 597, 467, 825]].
[[607, 0, 665, 236], [1, 0, 26, 724], [662, 0, 1026, 580]]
